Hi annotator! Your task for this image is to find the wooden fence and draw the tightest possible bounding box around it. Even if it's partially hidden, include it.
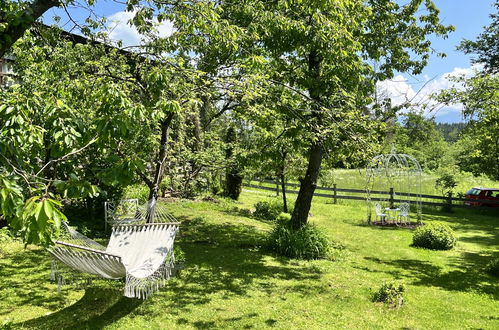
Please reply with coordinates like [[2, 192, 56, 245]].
[[243, 179, 499, 210]]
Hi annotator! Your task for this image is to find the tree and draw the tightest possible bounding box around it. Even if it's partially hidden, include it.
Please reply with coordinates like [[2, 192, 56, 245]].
[[394, 112, 450, 171], [438, 74, 499, 180], [458, 0, 499, 73], [439, 2, 499, 180], [185, 0, 453, 229], [0, 0, 60, 57], [0, 24, 202, 243]]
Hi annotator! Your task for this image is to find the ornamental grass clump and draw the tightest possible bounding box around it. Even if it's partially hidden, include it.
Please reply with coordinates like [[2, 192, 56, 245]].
[[372, 282, 405, 308], [486, 258, 499, 277], [266, 213, 330, 259], [412, 223, 456, 250]]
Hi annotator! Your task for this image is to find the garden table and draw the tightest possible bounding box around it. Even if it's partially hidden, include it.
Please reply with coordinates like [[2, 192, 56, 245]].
[[385, 208, 400, 223]]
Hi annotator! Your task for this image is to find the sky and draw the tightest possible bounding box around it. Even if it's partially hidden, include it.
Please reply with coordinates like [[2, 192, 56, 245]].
[[42, 0, 497, 123]]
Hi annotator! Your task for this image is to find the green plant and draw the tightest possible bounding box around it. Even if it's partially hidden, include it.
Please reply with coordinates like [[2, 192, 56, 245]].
[[173, 245, 186, 263], [266, 216, 331, 259], [0, 227, 13, 242], [412, 223, 457, 250], [372, 282, 405, 308], [253, 199, 284, 220], [485, 258, 499, 277]]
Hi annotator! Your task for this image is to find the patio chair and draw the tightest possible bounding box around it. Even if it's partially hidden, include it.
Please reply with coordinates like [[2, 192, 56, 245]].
[[398, 202, 410, 224], [374, 203, 387, 223]]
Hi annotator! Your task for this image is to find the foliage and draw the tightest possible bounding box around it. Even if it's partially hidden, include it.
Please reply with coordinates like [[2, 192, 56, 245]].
[[436, 123, 465, 143], [394, 112, 451, 171], [485, 258, 499, 277], [266, 215, 330, 259], [412, 223, 457, 250], [372, 281, 405, 308], [0, 226, 14, 242], [438, 73, 499, 180], [435, 173, 458, 196], [458, 0, 499, 73], [173, 245, 186, 263], [253, 200, 292, 221]]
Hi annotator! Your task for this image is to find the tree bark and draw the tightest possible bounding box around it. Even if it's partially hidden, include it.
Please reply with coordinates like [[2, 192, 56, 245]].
[[279, 151, 288, 213], [224, 125, 242, 200], [290, 141, 323, 229], [0, 0, 59, 58], [147, 112, 175, 222], [290, 46, 324, 229]]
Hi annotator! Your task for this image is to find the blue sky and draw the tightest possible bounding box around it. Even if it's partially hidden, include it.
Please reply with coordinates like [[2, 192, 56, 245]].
[[43, 0, 497, 123]]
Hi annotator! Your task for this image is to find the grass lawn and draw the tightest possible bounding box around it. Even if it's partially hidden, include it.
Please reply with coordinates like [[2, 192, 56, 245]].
[[0, 189, 498, 329]]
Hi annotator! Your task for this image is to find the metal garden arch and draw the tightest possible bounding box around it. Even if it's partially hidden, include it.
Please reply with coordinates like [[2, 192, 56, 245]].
[[366, 148, 422, 224]]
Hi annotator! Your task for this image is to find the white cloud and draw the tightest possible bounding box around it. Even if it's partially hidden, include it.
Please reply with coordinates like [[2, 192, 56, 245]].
[[106, 10, 174, 48], [375, 65, 481, 120]]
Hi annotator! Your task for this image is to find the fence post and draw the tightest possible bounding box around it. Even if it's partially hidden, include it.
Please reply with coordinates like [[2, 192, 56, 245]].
[[333, 184, 337, 204], [389, 187, 394, 209], [276, 181, 279, 196], [446, 191, 453, 211]]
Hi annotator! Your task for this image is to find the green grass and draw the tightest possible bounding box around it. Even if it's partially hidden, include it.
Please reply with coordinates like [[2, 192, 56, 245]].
[[0, 189, 498, 329], [318, 168, 498, 196]]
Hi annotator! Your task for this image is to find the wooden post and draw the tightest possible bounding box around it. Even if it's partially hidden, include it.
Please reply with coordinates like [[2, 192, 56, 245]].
[[333, 184, 337, 204], [276, 181, 279, 196], [389, 187, 394, 209], [446, 191, 453, 211]]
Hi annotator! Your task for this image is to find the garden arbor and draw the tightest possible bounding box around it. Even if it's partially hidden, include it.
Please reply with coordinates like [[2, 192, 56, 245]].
[[366, 148, 422, 224]]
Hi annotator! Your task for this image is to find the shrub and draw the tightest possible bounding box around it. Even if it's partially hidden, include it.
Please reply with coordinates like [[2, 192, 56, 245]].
[[486, 258, 499, 277], [267, 215, 330, 259], [412, 223, 457, 250], [373, 282, 405, 308], [253, 199, 289, 220], [0, 227, 13, 242]]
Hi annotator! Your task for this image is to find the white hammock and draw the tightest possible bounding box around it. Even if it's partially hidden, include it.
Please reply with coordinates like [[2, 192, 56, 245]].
[[49, 200, 180, 299]]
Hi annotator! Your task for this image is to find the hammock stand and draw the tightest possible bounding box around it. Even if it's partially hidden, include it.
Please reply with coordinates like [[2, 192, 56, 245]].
[[49, 199, 180, 299]]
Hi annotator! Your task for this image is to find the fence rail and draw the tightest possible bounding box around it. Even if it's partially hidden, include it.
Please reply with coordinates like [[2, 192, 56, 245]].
[[244, 180, 499, 209]]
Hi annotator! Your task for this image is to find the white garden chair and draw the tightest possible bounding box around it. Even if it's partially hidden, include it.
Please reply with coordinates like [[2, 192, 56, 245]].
[[104, 199, 140, 230], [398, 202, 410, 224], [374, 203, 387, 223]]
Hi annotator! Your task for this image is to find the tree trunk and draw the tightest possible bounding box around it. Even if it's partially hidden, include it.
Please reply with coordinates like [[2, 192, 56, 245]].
[[0, 0, 59, 58], [279, 151, 288, 213], [290, 141, 323, 229], [280, 173, 288, 213], [224, 125, 242, 200], [146, 112, 175, 222], [290, 46, 324, 229]]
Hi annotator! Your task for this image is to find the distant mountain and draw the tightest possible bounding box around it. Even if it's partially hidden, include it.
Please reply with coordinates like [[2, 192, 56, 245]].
[[436, 122, 466, 142]]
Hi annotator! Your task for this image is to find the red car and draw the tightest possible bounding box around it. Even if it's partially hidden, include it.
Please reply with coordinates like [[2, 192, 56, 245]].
[[464, 187, 499, 207]]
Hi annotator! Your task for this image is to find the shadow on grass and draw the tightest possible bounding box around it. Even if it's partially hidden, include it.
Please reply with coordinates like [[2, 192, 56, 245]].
[[14, 287, 143, 329], [0, 248, 70, 315], [363, 251, 499, 300], [7, 212, 326, 329]]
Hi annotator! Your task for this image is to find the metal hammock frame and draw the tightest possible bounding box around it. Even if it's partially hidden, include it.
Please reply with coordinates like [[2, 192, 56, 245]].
[[366, 148, 422, 224]]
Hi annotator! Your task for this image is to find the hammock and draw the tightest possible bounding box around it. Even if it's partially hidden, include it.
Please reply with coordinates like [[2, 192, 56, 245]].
[[49, 199, 180, 299]]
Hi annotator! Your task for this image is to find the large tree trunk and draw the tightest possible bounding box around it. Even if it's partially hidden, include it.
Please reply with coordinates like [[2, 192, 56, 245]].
[[0, 0, 59, 58], [290, 46, 323, 229], [290, 142, 323, 229]]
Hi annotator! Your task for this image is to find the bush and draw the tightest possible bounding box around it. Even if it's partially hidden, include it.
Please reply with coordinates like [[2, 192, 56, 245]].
[[0, 227, 14, 242], [412, 223, 457, 250], [266, 215, 330, 259], [372, 282, 405, 308], [254, 199, 287, 220], [486, 258, 499, 277]]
